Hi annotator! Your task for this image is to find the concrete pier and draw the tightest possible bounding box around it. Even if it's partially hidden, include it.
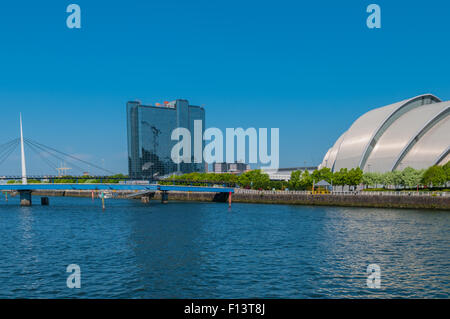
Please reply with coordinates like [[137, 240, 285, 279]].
[[41, 197, 49, 206], [161, 191, 169, 204], [19, 190, 32, 206]]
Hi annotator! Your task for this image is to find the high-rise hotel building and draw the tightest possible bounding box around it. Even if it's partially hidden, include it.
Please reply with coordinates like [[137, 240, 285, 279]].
[[127, 99, 205, 179]]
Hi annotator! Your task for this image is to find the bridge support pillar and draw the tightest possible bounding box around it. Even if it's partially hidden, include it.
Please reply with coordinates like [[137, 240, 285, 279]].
[[161, 191, 169, 204], [41, 197, 49, 206], [141, 196, 150, 204], [19, 190, 32, 207]]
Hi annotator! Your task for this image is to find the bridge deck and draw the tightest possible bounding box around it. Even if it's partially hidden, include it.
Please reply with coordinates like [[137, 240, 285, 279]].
[[0, 184, 235, 193]]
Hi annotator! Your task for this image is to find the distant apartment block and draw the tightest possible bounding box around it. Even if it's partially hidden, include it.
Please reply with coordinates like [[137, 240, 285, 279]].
[[213, 162, 250, 174]]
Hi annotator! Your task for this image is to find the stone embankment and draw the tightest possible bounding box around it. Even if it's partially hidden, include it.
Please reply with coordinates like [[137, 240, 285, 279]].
[[24, 189, 450, 210]]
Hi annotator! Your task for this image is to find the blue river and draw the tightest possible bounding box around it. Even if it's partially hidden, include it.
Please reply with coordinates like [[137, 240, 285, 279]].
[[0, 196, 448, 298]]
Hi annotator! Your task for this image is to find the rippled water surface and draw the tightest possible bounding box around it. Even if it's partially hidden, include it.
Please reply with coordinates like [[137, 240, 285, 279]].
[[0, 196, 448, 298]]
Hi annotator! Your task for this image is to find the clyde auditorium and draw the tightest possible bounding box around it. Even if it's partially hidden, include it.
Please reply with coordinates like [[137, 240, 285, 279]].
[[320, 94, 450, 173]]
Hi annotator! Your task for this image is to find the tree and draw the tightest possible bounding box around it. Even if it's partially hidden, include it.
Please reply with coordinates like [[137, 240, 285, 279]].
[[400, 167, 423, 188], [392, 170, 403, 188], [333, 168, 348, 190], [238, 170, 271, 190], [347, 167, 363, 187], [382, 171, 395, 189], [422, 165, 446, 187], [362, 172, 377, 188], [443, 161, 450, 183], [312, 168, 333, 184], [288, 170, 302, 190], [300, 170, 313, 190]]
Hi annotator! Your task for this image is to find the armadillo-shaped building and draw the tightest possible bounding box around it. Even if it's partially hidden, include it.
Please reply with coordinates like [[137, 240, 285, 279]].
[[320, 94, 450, 173]]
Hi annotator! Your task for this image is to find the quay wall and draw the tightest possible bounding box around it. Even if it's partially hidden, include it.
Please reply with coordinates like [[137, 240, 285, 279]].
[[25, 189, 450, 210]]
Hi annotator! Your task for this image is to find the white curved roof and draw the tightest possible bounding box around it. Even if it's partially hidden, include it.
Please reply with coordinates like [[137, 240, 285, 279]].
[[320, 94, 450, 172], [364, 102, 450, 172], [320, 131, 346, 170], [396, 112, 450, 170], [437, 149, 450, 166]]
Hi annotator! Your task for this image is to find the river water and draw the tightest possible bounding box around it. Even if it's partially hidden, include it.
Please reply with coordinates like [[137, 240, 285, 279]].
[[0, 196, 448, 298]]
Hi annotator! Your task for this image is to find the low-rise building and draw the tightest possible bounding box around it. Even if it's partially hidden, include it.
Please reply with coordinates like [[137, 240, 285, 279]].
[[213, 162, 250, 174], [262, 166, 318, 181]]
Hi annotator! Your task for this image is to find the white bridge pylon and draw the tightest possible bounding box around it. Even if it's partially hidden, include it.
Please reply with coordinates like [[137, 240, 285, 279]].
[[20, 113, 28, 185]]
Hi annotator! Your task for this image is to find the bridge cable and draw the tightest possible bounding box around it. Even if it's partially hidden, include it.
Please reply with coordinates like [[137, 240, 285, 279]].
[[0, 139, 19, 162], [0, 139, 20, 168], [24, 139, 86, 175], [0, 138, 20, 157], [24, 140, 60, 174], [25, 138, 116, 175]]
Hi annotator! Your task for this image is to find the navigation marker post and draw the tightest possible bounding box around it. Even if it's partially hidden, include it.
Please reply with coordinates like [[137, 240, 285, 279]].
[[101, 192, 105, 210]]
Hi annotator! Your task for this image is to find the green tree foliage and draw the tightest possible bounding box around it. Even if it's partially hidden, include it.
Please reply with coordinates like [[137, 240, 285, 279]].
[[346, 167, 363, 186], [269, 180, 287, 191], [104, 173, 128, 184], [300, 170, 313, 189], [156, 162, 450, 191], [287, 170, 313, 190], [28, 179, 42, 184], [381, 171, 395, 188], [288, 170, 302, 190], [422, 165, 447, 187], [362, 172, 382, 188], [400, 167, 423, 188], [312, 167, 333, 184], [333, 168, 348, 188], [161, 171, 289, 191], [54, 176, 75, 184], [162, 172, 239, 186], [238, 170, 271, 190], [443, 161, 450, 181]]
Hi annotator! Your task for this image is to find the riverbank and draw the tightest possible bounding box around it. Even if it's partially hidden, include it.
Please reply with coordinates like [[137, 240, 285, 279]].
[[24, 189, 450, 210]]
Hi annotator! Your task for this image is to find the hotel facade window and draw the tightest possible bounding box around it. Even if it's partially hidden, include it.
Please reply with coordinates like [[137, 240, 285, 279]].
[[127, 99, 205, 179]]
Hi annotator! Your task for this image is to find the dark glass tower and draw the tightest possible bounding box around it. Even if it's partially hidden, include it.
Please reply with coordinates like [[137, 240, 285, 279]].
[[127, 99, 205, 179]]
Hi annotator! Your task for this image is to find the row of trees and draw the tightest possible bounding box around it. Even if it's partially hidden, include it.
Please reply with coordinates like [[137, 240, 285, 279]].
[[163, 161, 450, 191], [160, 171, 273, 189], [288, 167, 364, 191], [290, 163, 449, 191], [361, 162, 450, 189]]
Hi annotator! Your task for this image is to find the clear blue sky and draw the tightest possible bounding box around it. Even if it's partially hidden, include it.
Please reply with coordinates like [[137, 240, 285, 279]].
[[0, 0, 449, 175]]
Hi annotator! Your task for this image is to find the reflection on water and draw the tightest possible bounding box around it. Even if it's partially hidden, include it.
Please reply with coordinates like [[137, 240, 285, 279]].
[[0, 197, 448, 298]]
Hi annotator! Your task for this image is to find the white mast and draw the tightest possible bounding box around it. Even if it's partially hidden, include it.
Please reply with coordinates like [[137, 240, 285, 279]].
[[20, 113, 28, 185]]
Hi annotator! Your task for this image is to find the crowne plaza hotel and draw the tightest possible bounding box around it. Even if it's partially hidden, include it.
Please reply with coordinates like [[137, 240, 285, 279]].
[[127, 99, 206, 179]]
